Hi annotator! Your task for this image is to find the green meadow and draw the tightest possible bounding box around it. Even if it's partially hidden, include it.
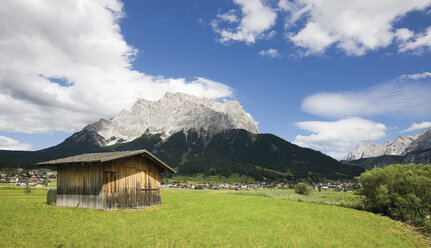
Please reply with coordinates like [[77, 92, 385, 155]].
[[231, 188, 364, 209], [0, 186, 430, 248]]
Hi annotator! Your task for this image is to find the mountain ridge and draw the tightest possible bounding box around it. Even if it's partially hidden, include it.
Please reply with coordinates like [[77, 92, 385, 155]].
[[0, 93, 364, 180], [344, 128, 431, 161], [0, 128, 364, 181], [84, 92, 259, 145], [343, 128, 431, 169]]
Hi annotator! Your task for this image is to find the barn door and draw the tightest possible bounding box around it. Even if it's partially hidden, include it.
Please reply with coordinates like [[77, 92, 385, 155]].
[[103, 171, 118, 209]]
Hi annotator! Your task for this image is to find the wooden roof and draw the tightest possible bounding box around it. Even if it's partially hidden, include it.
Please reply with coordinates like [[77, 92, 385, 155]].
[[37, 149, 175, 173]]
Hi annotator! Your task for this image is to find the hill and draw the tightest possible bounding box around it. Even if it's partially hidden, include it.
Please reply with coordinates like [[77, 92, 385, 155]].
[[0, 129, 364, 181]]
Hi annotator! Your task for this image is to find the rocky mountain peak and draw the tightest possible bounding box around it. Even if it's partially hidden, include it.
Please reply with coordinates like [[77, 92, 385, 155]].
[[403, 127, 431, 154], [344, 127, 431, 161], [84, 92, 259, 146]]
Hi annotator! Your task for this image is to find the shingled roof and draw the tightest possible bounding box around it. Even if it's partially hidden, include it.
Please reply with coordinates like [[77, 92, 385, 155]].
[[37, 149, 175, 173]]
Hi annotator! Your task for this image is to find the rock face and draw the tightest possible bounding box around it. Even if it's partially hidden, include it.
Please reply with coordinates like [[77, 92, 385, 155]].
[[84, 92, 259, 146], [345, 128, 431, 161], [403, 128, 431, 154], [345, 135, 417, 161]]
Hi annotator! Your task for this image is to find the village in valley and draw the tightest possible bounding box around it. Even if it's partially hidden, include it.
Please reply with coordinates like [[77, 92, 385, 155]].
[[162, 181, 360, 192], [0, 167, 360, 193], [0, 168, 56, 187], [0, 162, 364, 192]]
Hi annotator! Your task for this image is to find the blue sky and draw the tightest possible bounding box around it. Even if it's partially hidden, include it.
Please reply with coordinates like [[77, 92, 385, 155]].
[[1, 0, 431, 159]]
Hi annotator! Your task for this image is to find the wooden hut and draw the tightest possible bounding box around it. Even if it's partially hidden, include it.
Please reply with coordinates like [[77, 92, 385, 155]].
[[38, 150, 175, 210]]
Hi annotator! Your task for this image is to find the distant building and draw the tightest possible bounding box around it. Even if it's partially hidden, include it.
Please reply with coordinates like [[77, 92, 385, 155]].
[[38, 150, 175, 210]]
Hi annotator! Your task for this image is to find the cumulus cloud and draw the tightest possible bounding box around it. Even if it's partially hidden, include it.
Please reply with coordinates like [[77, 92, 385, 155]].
[[211, 0, 277, 44], [0, 0, 233, 134], [279, 0, 431, 55], [401, 121, 431, 133], [400, 72, 431, 80], [294, 117, 386, 158], [302, 82, 431, 118], [259, 48, 281, 58], [0, 136, 31, 151]]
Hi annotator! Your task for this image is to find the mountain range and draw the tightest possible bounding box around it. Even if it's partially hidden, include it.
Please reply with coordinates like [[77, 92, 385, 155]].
[[84, 93, 259, 145], [344, 127, 431, 169], [0, 93, 363, 181]]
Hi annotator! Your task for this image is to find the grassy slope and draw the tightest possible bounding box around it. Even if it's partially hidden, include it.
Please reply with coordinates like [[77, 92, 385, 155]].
[[0, 187, 429, 247]]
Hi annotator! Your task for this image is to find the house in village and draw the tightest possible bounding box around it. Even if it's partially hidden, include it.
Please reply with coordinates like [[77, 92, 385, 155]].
[[38, 150, 175, 210]]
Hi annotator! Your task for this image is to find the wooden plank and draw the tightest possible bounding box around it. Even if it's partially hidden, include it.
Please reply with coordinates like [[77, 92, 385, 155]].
[[57, 155, 165, 209]]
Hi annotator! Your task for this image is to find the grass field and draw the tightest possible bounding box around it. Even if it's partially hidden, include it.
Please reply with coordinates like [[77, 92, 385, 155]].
[[1, 186, 430, 247], [231, 189, 364, 209]]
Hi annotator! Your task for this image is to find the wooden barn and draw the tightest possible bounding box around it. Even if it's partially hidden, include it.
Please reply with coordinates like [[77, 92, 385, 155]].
[[38, 150, 175, 210]]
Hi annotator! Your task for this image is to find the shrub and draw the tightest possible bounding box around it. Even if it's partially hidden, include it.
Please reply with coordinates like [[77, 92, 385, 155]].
[[425, 217, 431, 234], [352, 182, 360, 191], [47, 188, 57, 205], [358, 164, 431, 233], [294, 183, 310, 195], [24, 185, 31, 195]]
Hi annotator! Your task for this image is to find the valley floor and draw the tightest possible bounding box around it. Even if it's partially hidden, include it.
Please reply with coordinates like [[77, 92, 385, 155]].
[[0, 186, 430, 247]]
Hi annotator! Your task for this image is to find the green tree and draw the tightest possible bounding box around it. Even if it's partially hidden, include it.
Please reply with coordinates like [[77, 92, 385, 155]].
[[294, 183, 310, 195], [358, 164, 431, 233], [342, 186, 347, 192], [352, 182, 360, 191], [42, 178, 49, 186]]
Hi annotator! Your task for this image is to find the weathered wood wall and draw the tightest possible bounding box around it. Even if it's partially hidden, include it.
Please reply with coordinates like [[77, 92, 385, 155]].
[[56, 163, 104, 209], [55, 155, 162, 210], [103, 155, 162, 210]]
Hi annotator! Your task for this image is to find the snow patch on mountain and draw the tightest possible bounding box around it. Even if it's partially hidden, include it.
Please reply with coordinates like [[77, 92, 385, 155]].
[[84, 92, 259, 146]]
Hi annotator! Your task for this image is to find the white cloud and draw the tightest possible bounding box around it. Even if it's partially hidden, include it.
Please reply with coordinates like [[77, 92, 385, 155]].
[[400, 72, 431, 80], [294, 117, 386, 159], [211, 0, 277, 44], [0, 0, 233, 134], [279, 0, 431, 56], [259, 48, 281, 58], [302, 82, 431, 118], [0, 136, 32, 151], [401, 121, 431, 133], [326, 151, 352, 160], [399, 27, 431, 53], [217, 10, 239, 23], [395, 28, 415, 41]]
